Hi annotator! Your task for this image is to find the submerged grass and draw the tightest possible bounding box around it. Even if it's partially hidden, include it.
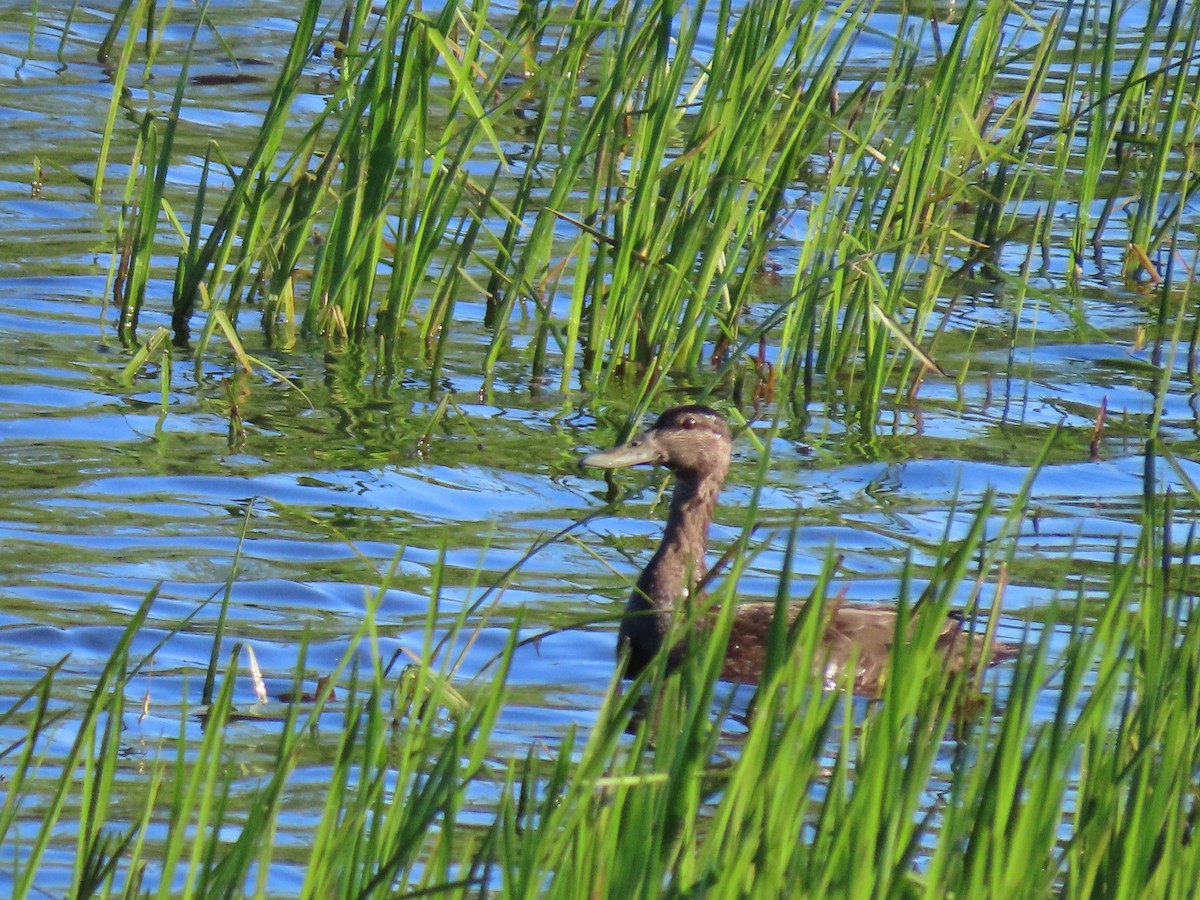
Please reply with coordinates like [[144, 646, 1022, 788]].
[[3, 458, 1200, 895], [94, 0, 1200, 420]]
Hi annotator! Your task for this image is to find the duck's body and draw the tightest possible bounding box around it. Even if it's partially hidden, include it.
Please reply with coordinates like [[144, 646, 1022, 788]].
[[581, 405, 1014, 694]]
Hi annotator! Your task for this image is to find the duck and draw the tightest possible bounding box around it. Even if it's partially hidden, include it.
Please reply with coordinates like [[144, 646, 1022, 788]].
[[580, 404, 1016, 694]]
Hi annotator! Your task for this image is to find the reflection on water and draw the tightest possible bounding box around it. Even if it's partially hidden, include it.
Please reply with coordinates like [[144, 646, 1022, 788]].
[[1, 0, 1198, 889]]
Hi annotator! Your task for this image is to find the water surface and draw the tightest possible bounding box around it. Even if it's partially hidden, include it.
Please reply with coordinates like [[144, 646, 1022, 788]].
[[1, 0, 1198, 890]]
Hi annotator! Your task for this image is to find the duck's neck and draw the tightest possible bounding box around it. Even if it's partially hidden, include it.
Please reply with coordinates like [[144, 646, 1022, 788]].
[[629, 470, 722, 631]]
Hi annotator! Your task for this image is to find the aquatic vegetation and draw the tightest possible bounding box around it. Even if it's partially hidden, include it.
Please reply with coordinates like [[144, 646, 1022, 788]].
[[97, 0, 1200, 418], [2, 482, 1199, 895], [4, 0, 1200, 894]]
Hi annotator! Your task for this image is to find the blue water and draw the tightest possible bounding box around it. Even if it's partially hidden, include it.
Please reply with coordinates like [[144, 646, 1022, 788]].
[[1, 0, 1198, 891]]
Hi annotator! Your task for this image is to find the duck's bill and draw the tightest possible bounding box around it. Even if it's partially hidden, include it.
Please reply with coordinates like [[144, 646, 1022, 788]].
[[579, 430, 662, 469]]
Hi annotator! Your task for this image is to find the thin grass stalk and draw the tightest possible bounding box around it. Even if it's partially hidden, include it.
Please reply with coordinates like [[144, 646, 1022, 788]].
[[853, 0, 995, 422], [768, 0, 1113, 422], [72, 661, 131, 898], [503, 661, 657, 898], [93, 0, 152, 203], [201, 500, 253, 707], [174, 0, 324, 347], [119, 755, 166, 896], [111, 8, 203, 344], [330, 3, 438, 334], [154, 644, 238, 900], [1061, 521, 1198, 896], [691, 557, 843, 893], [678, 0, 857, 373], [79, 0, 1200, 431], [491, 2, 666, 384], [7, 588, 156, 895], [1115, 0, 1194, 276], [423, 171, 494, 380], [479, 2, 582, 329], [0, 663, 67, 848], [595, 0, 848, 390], [1127, 1, 1200, 273], [115, 118, 154, 342], [6, 509, 1200, 892]]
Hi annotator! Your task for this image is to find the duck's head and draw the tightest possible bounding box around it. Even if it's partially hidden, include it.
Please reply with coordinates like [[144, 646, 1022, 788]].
[[580, 404, 732, 483]]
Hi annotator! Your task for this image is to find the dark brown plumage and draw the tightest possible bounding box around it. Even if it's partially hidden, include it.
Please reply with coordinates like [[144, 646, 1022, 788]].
[[581, 404, 1016, 694]]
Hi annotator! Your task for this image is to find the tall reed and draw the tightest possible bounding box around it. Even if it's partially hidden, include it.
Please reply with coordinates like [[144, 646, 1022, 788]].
[[4, 472, 1200, 894], [96, 0, 1199, 420]]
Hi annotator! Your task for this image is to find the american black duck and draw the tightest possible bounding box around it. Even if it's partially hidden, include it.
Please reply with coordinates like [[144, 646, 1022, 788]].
[[581, 404, 1016, 694]]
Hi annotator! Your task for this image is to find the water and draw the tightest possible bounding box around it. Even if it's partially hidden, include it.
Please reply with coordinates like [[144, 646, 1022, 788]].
[[1, 0, 1198, 891]]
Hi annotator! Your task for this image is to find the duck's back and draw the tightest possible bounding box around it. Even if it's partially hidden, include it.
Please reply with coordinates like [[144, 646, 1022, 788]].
[[719, 601, 1008, 694]]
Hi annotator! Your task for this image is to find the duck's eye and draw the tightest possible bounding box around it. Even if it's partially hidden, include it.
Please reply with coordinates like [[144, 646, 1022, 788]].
[[681, 416, 696, 429]]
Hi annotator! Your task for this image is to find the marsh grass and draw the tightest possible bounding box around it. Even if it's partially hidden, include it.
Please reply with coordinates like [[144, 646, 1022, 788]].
[[12, 0, 1200, 893], [96, 0, 1200, 419], [4, 466, 1200, 895]]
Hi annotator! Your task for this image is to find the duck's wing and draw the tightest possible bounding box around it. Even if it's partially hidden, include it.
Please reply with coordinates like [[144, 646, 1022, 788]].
[[718, 601, 896, 689], [830, 606, 1018, 690], [720, 602, 775, 682], [821, 605, 898, 693], [719, 601, 899, 690], [718, 602, 1016, 693]]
